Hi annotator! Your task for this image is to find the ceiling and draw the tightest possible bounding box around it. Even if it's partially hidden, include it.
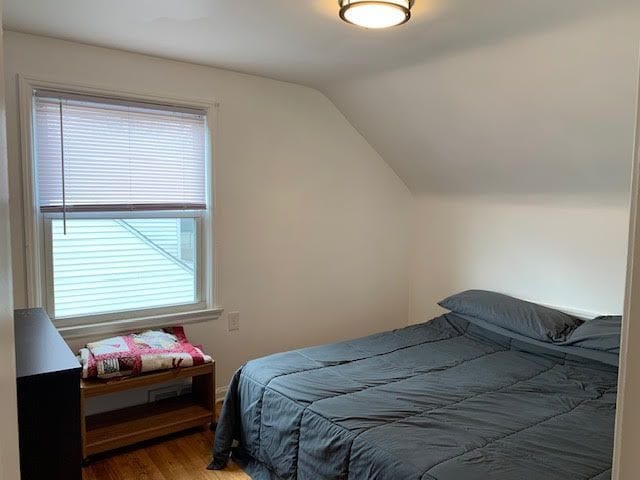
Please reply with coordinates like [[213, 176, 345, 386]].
[[3, 0, 630, 88], [5, 0, 640, 196]]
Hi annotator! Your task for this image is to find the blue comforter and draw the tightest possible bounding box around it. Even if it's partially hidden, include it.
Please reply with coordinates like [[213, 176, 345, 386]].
[[211, 314, 617, 479]]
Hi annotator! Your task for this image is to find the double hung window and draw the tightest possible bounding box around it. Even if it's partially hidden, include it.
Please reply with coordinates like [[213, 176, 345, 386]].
[[32, 89, 212, 326]]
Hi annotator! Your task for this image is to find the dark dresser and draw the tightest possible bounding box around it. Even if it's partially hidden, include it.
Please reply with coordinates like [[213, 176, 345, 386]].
[[14, 308, 82, 480]]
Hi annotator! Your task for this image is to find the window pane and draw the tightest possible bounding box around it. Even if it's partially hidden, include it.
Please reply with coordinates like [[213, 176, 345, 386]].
[[51, 218, 197, 319]]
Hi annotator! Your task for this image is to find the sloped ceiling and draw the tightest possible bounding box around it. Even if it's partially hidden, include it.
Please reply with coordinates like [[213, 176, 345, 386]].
[[325, 3, 640, 195], [4, 0, 640, 195]]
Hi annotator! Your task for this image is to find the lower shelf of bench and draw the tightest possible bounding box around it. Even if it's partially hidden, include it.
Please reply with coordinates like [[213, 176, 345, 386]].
[[85, 395, 212, 456]]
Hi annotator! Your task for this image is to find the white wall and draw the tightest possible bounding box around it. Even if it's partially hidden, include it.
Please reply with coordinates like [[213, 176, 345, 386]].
[[3, 31, 412, 388], [0, 10, 21, 480], [411, 194, 630, 323], [393, 6, 638, 324]]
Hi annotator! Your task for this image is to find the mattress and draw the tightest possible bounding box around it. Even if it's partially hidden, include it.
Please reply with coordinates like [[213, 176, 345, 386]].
[[211, 314, 617, 479]]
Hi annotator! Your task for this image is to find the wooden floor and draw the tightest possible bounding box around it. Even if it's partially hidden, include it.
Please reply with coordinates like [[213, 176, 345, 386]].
[[83, 404, 250, 480]]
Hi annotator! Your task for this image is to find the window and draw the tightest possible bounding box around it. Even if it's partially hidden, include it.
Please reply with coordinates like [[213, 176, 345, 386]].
[[47, 217, 199, 319], [29, 87, 216, 328]]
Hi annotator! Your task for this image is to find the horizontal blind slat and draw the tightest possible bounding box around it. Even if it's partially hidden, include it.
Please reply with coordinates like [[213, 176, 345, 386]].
[[34, 92, 207, 212], [41, 203, 206, 213], [35, 89, 207, 116]]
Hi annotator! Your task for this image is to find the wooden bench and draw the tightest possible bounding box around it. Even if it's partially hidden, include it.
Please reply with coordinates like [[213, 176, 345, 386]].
[[80, 362, 215, 461]]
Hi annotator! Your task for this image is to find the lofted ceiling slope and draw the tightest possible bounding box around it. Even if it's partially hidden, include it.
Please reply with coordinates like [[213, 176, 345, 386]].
[[325, 1, 640, 196], [4, 0, 640, 195]]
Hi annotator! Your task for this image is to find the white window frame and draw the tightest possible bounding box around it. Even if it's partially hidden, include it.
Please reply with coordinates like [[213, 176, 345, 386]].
[[19, 75, 223, 338]]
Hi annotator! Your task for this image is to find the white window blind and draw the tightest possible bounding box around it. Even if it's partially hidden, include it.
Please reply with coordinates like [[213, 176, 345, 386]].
[[34, 90, 207, 212]]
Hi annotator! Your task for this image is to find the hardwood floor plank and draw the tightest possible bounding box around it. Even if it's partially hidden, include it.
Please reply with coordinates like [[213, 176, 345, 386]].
[[115, 450, 166, 480], [83, 403, 250, 480], [83, 430, 250, 480], [166, 440, 219, 480], [147, 443, 208, 480]]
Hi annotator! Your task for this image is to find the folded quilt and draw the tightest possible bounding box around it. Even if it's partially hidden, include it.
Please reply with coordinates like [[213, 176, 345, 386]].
[[78, 326, 212, 380]]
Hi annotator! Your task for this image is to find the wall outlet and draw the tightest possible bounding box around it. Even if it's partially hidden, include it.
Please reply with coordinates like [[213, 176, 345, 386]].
[[228, 311, 240, 331]]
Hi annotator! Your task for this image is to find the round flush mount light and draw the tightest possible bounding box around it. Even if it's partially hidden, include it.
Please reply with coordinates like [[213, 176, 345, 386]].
[[339, 0, 412, 29]]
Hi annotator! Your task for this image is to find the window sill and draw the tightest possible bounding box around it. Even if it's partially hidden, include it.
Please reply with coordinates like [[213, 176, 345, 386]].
[[57, 307, 224, 340]]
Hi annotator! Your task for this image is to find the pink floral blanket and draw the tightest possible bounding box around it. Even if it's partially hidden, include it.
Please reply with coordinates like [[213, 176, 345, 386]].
[[78, 327, 212, 379]]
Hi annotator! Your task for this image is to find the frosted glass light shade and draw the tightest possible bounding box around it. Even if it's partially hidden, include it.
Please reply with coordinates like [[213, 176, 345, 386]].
[[339, 0, 411, 29]]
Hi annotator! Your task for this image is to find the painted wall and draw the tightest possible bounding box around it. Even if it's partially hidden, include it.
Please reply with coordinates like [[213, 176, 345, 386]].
[[411, 195, 630, 323], [375, 6, 638, 324], [3, 32, 412, 389], [0, 12, 21, 480]]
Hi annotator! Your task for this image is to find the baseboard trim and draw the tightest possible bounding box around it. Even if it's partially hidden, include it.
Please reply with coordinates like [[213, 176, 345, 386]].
[[215, 385, 228, 403]]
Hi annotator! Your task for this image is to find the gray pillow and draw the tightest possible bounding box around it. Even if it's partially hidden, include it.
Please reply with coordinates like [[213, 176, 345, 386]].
[[438, 290, 583, 342], [564, 315, 621, 354]]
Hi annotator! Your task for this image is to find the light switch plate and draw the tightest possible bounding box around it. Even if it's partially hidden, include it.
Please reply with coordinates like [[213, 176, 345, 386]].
[[228, 311, 240, 331]]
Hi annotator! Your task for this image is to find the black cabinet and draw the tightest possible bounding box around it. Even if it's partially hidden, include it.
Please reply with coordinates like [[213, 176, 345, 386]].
[[15, 308, 82, 480]]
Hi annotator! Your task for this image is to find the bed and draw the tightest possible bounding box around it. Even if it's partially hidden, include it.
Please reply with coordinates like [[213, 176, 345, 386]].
[[210, 291, 619, 480]]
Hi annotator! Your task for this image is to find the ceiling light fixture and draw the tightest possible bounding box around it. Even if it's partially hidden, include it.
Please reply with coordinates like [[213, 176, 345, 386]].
[[339, 0, 412, 29]]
